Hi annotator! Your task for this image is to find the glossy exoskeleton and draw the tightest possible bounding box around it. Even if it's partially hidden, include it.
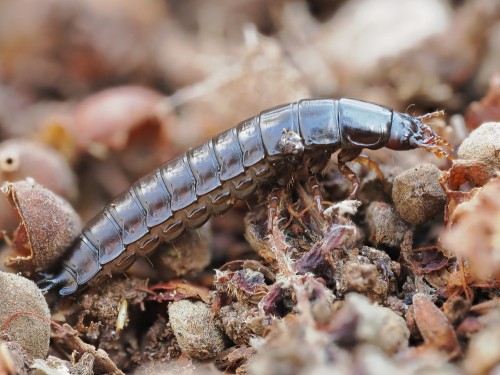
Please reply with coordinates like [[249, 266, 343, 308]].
[[37, 98, 450, 295]]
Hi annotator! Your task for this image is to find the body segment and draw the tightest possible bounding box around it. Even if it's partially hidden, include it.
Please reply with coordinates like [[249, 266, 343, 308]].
[[37, 98, 449, 295]]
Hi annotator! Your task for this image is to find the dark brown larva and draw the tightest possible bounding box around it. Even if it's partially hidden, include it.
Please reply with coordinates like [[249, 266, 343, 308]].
[[37, 98, 450, 295]]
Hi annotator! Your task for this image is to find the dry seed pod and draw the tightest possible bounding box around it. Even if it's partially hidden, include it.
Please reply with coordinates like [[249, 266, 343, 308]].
[[366, 201, 412, 247], [457, 122, 500, 171], [0, 139, 78, 233], [0, 271, 51, 359], [2, 179, 81, 274], [0, 139, 77, 201], [168, 300, 229, 360], [392, 163, 447, 225], [73, 85, 165, 150]]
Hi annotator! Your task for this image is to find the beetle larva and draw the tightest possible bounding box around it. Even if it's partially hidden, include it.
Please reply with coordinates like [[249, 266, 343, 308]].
[[37, 98, 450, 295]]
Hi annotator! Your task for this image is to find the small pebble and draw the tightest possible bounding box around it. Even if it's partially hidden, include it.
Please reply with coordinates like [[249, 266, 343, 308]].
[[392, 163, 446, 225]]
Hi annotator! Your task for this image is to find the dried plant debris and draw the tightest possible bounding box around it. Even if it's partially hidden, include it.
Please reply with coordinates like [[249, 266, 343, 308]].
[[0, 340, 31, 375], [1, 179, 81, 275], [216, 303, 260, 346], [213, 346, 255, 374], [439, 123, 499, 238], [75, 278, 149, 369], [30, 356, 73, 375], [332, 293, 410, 355], [247, 293, 411, 375], [335, 246, 401, 303], [137, 315, 182, 364], [51, 324, 124, 375], [147, 279, 211, 304], [411, 293, 460, 358], [442, 177, 500, 280], [463, 308, 500, 375], [465, 74, 500, 130]]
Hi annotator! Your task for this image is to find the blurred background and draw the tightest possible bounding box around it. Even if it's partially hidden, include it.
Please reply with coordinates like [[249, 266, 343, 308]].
[[0, 0, 498, 222]]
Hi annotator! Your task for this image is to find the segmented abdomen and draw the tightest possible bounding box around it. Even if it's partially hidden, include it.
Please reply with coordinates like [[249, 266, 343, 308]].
[[44, 98, 347, 295]]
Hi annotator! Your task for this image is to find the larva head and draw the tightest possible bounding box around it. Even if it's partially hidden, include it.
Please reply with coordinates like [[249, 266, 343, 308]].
[[387, 111, 453, 159]]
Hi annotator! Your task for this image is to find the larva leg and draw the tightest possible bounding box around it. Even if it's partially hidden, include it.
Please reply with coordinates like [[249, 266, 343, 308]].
[[266, 188, 282, 234], [338, 148, 362, 200], [352, 155, 385, 181], [308, 176, 326, 214]]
